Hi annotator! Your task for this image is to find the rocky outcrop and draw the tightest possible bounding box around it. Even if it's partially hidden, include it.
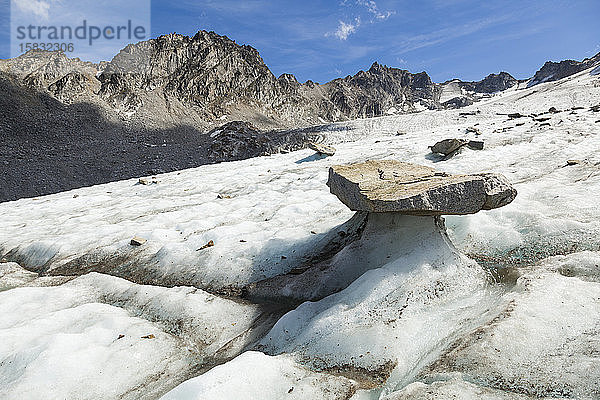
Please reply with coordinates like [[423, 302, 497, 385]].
[[48, 71, 101, 103], [439, 72, 518, 108], [430, 138, 468, 156], [327, 160, 516, 215], [441, 96, 474, 109], [307, 142, 336, 156], [322, 62, 441, 118], [528, 51, 600, 87], [430, 139, 484, 157], [208, 121, 317, 162], [461, 72, 518, 93]]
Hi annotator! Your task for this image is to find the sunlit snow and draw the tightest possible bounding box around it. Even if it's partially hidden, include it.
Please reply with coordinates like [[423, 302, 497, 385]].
[[1, 65, 599, 399]]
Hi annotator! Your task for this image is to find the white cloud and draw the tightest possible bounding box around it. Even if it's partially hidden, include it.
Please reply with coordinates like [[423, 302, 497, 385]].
[[332, 18, 360, 40], [392, 17, 507, 55], [375, 11, 394, 20], [13, 0, 51, 20], [329, 0, 394, 40], [357, 0, 395, 20]]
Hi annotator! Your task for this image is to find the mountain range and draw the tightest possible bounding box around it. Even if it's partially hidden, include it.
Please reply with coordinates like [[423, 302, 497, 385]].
[[1, 29, 599, 202], [6, 30, 598, 130]]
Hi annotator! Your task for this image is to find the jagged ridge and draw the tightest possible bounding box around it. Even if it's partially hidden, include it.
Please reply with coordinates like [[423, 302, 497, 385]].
[[1, 30, 523, 130]]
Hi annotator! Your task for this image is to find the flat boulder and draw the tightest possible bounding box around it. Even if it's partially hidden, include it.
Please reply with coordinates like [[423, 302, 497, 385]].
[[467, 140, 484, 150], [308, 142, 336, 156], [130, 236, 147, 246], [327, 160, 517, 215], [430, 139, 468, 156]]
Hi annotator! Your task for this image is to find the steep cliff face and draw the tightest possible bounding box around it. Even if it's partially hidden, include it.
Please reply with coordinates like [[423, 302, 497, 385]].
[[95, 33, 446, 127], [319, 62, 441, 118], [461, 72, 518, 93]]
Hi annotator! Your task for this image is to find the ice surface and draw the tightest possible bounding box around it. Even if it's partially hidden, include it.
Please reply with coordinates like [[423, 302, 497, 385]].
[[259, 220, 502, 391], [438, 81, 463, 104], [0, 273, 262, 399], [420, 261, 600, 398], [0, 262, 38, 290], [0, 64, 599, 398], [160, 351, 356, 400], [2, 65, 599, 292], [262, 261, 496, 385], [383, 376, 536, 399]]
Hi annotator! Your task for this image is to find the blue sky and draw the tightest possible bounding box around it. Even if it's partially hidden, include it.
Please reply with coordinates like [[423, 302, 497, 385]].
[[2, 1, 600, 83], [5, 0, 150, 61]]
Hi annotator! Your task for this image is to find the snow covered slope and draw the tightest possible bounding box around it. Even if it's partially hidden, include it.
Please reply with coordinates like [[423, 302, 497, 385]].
[[1, 65, 600, 399]]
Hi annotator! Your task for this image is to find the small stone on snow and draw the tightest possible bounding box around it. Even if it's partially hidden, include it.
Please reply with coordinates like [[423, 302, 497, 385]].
[[130, 236, 147, 246]]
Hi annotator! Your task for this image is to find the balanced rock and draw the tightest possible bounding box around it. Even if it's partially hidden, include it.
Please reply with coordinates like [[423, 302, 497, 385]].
[[308, 142, 336, 156], [247, 160, 517, 304], [327, 160, 516, 215], [430, 139, 468, 156]]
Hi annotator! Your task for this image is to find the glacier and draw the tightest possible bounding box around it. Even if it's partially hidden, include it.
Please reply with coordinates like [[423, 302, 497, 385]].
[[0, 66, 600, 399]]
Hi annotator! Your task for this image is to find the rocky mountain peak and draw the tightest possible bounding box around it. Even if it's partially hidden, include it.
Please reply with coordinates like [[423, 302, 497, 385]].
[[368, 61, 385, 73], [96, 29, 283, 122], [0, 49, 98, 89], [277, 73, 300, 88], [528, 51, 600, 87], [473, 72, 517, 93], [3, 29, 594, 133], [92, 29, 462, 124]]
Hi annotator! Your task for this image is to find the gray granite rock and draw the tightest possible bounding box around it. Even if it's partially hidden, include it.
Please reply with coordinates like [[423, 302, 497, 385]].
[[467, 140, 484, 150], [308, 142, 336, 156], [466, 126, 482, 135], [327, 160, 516, 215], [130, 236, 147, 246], [430, 139, 468, 156]]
